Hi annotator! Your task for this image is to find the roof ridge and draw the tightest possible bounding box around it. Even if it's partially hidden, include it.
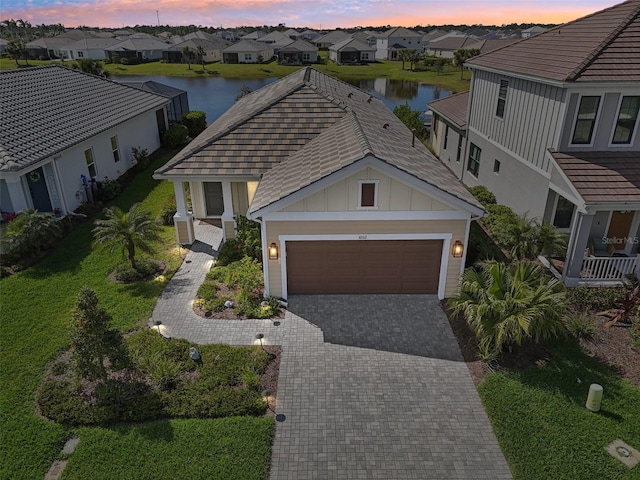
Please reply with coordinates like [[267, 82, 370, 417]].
[[566, 0, 640, 81], [348, 111, 374, 156]]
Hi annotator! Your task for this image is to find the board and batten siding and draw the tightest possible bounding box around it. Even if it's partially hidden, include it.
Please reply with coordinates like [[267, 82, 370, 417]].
[[469, 70, 565, 173], [281, 168, 453, 213], [264, 219, 467, 298]]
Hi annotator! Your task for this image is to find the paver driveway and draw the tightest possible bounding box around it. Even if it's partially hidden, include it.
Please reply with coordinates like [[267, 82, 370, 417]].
[[153, 224, 511, 479], [272, 295, 512, 480]]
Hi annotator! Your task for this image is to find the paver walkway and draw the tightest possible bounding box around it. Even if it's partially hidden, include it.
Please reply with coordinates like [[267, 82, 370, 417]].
[[152, 222, 512, 479]]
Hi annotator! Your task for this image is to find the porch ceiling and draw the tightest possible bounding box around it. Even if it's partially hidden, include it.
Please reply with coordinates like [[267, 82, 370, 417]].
[[551, 150, 640, 204]]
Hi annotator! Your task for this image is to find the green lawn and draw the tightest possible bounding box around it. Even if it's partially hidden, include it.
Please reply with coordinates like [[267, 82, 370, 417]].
[[479, 339, 640, 480], [0, 152, 273, 479], [0, 57, 470, 92]]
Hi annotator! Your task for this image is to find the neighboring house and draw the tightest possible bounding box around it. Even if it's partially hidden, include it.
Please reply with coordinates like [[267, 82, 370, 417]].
[[257, 30, 290, 44], [0, 66, 169, 216], [117, 80, 189, 123], [60, 38, 121, 60], [428, 91, 469, 166], [329, 38, 376, 64], [241, 30, 267, 40], [314, 30, 351, 49], [465, 38, 519, 55], [352, 30, 378, 47], [429, 0, 640, 286], [277, 40, 318, 64], [154, 67, 484, 300], [25, 36, 77, 59], [105, 37, 169, 62], [0, 38, 7, 53], [164, 38, 228, 63], [300, 29, 322, 42], [424, 35, 478, 58], [221, 40, 274, 63], [521, 25, 547, 38], [375, 27, 422, 60], [283, 29, 302, 40]]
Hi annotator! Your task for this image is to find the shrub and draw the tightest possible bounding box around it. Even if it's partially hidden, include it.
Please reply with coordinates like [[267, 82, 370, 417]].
[[468, 185, 497, 206], [98, 177, 122, 202], [181, 111, 207, 137], [235, 215, 262, 261], [196, 282, 218, 301], [131, 146, 150, 170], [113, 257, 161, 282], [160, 196, 177, 226], [203, 295, 231, 313], [0, 210, 63, 264], [448, 260, 568, 360], [566, 285, 625, 312], [566, 310, 596, 339], [216, 238, 245, 266], [162, 124, 189, 148]]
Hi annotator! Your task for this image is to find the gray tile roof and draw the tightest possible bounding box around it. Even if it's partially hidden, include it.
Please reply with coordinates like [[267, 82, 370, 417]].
[[155, 67, 482, 214], [466, 0, 640, 82], [0, 65, 168, 173], [105, 37, 169, 51], [379, 27, 422, 38], [551, 150, 640, 204], [61, 38, 121, 51], [428, 92, 469, 128], [117, 80, 186, 99], [314, 30, 351, 45], [222, 39, 272, 53], [278, 40, 318, 53], [330, 38, 376, 52]]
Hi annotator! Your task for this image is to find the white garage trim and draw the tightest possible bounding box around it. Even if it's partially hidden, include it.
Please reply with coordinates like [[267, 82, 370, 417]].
[[278, 233, 452, 300], [262, 210, 471, 221]]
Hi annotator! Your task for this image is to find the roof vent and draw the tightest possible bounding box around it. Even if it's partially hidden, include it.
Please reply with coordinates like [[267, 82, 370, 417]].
[[367, 96, 373, 103], [347, 92, 353, 98], [382, 123, 390, 129]]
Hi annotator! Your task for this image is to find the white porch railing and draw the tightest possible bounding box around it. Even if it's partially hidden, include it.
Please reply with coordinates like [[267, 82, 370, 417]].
[[580, 255, 639, 281]]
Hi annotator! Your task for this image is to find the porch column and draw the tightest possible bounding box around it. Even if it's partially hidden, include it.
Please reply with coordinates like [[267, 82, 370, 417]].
[[172, 181, 194, 245], [221, 181, 235, 240], [564, 212, 594, 285], [3, 176, 29, 212]]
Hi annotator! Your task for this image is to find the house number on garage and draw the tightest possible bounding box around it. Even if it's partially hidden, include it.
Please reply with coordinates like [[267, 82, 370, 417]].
[[358, 235, 367, 240]]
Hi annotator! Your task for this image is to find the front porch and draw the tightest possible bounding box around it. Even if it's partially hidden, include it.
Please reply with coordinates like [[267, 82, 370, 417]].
[[171, 179, 258, 245], [562, 209, 640, 286]]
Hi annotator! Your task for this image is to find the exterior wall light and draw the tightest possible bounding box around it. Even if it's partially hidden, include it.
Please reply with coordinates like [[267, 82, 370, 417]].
[[268, 242, 279, 260], [452, 240, 464, 258]]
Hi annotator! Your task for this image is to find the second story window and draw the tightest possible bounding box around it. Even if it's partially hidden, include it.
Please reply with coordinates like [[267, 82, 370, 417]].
[[496, 80, 508, 118], [358, 181, 378, 209], [612, 96, 640, 144], [572, 96, 600, 144]]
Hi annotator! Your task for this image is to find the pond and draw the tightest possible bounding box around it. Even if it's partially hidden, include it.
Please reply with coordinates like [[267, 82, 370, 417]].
[[113, 74, 449, 124]]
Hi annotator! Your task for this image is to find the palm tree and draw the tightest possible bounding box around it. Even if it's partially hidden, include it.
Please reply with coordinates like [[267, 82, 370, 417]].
[[93, 203, 161, 269], [453, 48, 480, 80], [196, 45, 205, 70], [397, 49, 410, 70], [448, 260, 567, 360], [181, 45, 192, 70]]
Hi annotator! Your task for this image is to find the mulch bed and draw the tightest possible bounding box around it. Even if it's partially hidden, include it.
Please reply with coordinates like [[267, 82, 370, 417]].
[[445, 303, 639, 387], [193, 283, 285, 320]]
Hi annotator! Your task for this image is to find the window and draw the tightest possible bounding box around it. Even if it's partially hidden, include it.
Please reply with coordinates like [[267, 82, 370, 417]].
[[612, 96, 640, 144], [456, 137, 462, 162], [361, 52, 369, 60], [553, 196, 575, 229], [110, 136, 120, 163], [77, 51, 84, 58], [496, 80, 508, 118], [571, 96, 600, 144], [244, 53, 252, 61], [467, 143, 481, 177], [84, 148, 97, 178], [443, 125, 449, 149], [493, 159, 501, 174], [358, 181, 378, 208], [303, 52, 311, 61]]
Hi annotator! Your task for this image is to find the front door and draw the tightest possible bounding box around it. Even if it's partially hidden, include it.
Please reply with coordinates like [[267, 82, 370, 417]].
[[607, 211, 634, 253], [204, 182, 224, 216], [27, 168, 52, 212]]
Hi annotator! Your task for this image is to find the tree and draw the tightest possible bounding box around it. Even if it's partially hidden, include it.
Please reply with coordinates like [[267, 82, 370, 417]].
[[6, 38, 27, 66], [181, 45, 192, 69], [408, 50, 421, 71], [72, 58, 110, 78], [235, 85, 253, 101], [453, 48, 480, 80], [70, 287, 128, 382], [93, 203, 161, 269], [393, 103, 427, 139], [397, 49, 410, 70], [196, 45, 205, 70], [448, 260, 568, 360], [492, 213, 567, 260]]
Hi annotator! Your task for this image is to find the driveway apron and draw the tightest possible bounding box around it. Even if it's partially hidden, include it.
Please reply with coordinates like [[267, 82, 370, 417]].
[[153, 223, 512, 479]]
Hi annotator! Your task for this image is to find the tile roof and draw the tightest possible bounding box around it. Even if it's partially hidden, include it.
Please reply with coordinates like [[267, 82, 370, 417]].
[[155, 67, 482, 214], [380, 27, 422, 38], [60, 38, 121, 51], [314, 30, 351, 45], [329, 38, 376, 52], [278, 40, 318, 53], [427, 91, 470, 128], [106, 37, 169, 51], [466, 0, 640, 82], [117, 80, 186, 99], [0, 65, 168, 173], [222, 39, 272, 53], [551, 150, 640, 203]]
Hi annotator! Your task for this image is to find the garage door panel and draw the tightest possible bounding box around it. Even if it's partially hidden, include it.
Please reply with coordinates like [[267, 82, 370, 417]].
[[286, 240, 442, 295]]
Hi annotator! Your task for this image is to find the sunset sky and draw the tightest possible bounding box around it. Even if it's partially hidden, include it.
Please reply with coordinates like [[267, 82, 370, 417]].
[[2, 0, 618, 29]]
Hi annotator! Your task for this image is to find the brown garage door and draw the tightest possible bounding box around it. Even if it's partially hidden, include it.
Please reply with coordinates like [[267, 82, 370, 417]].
[[286, 240, 442, 294]]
